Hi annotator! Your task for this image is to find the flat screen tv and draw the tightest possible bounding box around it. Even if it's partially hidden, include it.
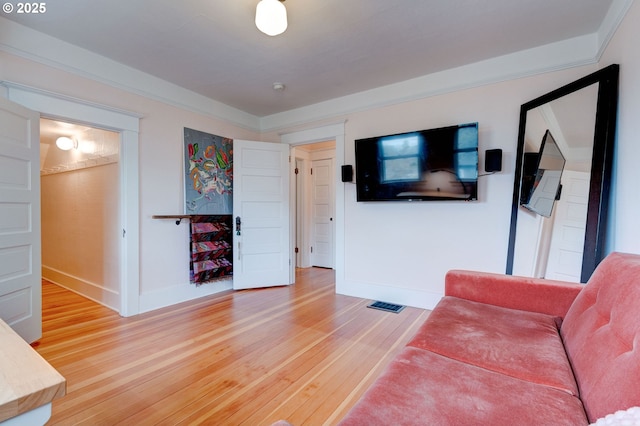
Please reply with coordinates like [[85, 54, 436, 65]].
[[520, 129, 565, 217], [355, 123, 479, 202]]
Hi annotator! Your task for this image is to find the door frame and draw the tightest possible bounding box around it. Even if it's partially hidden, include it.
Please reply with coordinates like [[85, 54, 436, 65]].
[[294, 156, 311, 268], [2, 82, 141, 316], [292, 149, 336, 269], [281, 122, 345, 286]]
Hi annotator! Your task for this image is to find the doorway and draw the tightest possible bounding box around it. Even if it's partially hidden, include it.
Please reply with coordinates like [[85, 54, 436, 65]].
[[40, 118, 121, 311], [4, 82, 141, 317], [292, 141, 336, 269]]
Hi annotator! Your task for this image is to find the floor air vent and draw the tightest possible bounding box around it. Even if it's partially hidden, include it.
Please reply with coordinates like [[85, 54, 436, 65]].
[[367, 301, 405, 313]]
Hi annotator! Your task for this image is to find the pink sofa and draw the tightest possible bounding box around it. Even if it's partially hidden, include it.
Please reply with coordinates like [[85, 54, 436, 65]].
[[338, 252, 640, 425]]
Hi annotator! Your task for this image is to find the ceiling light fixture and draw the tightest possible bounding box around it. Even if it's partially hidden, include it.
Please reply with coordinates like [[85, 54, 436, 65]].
[[255, 0, 287, 36], [55, 136, 78, 151]]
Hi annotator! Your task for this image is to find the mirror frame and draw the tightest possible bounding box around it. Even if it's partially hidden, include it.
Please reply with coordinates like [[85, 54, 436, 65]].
[[506, 64, 619, 282]]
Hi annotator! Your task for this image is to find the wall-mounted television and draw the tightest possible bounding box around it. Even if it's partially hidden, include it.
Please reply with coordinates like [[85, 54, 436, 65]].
[[355, 123, 479, 202], [520, 129, 565, 217]]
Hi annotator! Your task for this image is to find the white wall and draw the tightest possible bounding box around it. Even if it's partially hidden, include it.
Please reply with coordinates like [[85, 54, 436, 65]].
[[266, 67, 604, 309], [41, 163, 120, 309], [335, 70, 600, 308], [599, 0, 640, 255]]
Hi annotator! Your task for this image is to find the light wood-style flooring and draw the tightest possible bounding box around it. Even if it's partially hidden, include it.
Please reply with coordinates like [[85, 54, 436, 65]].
[[36, 268, 429, 425]]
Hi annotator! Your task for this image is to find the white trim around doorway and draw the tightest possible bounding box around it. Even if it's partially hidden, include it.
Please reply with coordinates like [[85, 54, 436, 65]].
[[1, 81, 141, 317], [280, 122, 346, 289]]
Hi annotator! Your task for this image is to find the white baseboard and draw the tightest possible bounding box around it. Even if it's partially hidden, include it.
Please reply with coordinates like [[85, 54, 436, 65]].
[[42, 266, 120, 312], [336, 280, 442, 311], [138, 278, 233, 314]]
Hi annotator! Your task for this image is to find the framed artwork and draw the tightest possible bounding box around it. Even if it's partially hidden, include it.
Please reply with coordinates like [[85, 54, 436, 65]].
[[183, 127, 233, 214]]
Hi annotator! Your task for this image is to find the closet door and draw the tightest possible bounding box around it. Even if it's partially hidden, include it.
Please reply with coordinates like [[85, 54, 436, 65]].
[[0, 97, 41, 343], [311, 158, 335, 268], [232, 140, 291, 289]]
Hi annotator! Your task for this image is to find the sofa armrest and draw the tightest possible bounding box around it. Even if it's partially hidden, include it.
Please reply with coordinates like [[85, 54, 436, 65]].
[[445, 270, 583, 319]]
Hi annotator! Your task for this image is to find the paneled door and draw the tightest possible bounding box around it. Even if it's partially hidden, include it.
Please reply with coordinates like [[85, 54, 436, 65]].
[[311, 158, 334, 268], [545, 170, 590, 282], [232, 140, 291, 290], [0, 97, 41, 343]]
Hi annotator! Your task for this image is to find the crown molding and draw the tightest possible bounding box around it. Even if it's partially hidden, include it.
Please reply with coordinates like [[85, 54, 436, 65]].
[[259, 34, 598, 132], [595, 0, 635, 60]]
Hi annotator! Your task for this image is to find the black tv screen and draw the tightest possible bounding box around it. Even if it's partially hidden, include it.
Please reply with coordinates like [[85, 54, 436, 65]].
[[355, 123, 479, 202]]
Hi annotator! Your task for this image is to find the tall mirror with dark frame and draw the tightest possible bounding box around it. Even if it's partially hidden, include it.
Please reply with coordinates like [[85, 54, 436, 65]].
[[506, 64, 619, 283]]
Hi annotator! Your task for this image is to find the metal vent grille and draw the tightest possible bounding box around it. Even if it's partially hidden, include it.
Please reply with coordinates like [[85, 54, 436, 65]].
[[367, 301, 405, 313]]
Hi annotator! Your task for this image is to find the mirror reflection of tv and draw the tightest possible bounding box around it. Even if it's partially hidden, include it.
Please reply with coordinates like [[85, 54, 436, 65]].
[[355, 123, 478, 202], [520, 130, 565, 217]]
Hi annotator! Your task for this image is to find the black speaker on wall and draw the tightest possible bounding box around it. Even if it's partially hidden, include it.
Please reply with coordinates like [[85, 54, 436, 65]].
[[341, 165, 353, 182], [485, 149, 503, 173]]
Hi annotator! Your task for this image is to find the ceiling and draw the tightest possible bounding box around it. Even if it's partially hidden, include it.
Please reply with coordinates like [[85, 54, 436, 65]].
[[40, 118, 120, 174], [4, 0, 620, 118]]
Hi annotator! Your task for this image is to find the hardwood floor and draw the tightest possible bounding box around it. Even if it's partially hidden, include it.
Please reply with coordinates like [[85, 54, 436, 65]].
[[36, 268, 429, 425]]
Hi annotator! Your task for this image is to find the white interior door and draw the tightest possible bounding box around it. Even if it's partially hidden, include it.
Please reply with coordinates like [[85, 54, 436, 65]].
[[545, 170, 590, 282], [232, 140, 291, 290], [311, 158, 335, 268], [0, 97, 41, 343]]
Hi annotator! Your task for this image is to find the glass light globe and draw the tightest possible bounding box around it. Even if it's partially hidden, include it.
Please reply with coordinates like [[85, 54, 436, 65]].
[[56, 136, 76, 151], [255, 0, 287, 36]]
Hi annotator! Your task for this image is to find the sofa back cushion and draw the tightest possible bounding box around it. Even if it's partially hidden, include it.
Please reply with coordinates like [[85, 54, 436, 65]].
[[561, 252, 640, 422]]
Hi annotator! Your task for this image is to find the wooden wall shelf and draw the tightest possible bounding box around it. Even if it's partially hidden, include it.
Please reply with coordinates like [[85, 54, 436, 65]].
[[152, 215, 192, 225]]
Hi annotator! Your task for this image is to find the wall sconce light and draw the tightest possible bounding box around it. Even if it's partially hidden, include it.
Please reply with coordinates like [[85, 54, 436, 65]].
[[56, 136, 78, 151], [256, 0, 287, 36]]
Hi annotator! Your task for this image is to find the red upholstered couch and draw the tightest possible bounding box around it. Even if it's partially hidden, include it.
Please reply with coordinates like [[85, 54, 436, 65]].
[[338, 252, 640, 425]]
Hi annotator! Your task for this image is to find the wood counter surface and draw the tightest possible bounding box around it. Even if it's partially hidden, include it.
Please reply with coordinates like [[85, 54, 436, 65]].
[[0, 319, 66, 423]]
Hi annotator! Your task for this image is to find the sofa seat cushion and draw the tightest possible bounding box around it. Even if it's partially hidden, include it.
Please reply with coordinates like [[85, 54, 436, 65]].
[[338, 347, 587, 426], [407, 296, 578, 395]]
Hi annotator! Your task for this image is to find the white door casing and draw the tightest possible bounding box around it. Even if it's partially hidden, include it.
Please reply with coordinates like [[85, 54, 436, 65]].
[[232, 140, 291, 290], [3, 82, 141, 316], [0, 96, 41, 343], [311, 158, 335, 268], [280, 122, 346, 288], [294, 157, 310, 268]]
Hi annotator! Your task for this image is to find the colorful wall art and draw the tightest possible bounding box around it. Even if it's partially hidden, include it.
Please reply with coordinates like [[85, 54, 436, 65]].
[[183, 128, 233, 214]]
